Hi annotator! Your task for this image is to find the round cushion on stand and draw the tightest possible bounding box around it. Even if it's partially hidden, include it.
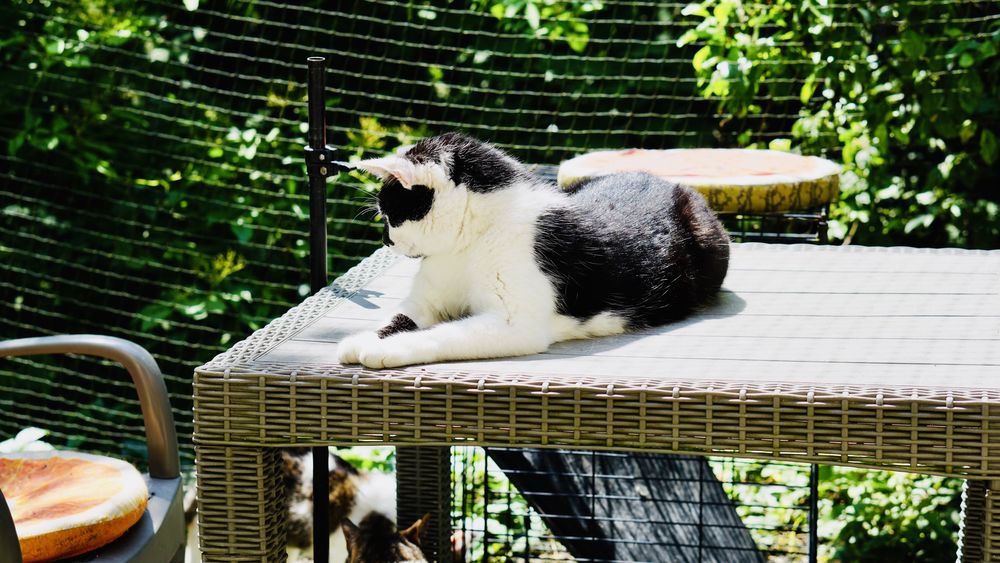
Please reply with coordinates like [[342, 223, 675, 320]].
[[558, 148, 841, 214], [0, 451, 148, 563]]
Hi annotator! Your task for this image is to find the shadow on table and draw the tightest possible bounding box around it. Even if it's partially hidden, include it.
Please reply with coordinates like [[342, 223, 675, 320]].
[[536, 291, 749, 358]]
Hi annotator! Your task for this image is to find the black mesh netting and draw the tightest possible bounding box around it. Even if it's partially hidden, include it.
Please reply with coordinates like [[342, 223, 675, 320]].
[[0, 1, 992, 559]]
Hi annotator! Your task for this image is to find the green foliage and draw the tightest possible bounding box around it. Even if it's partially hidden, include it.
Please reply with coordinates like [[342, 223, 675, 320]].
[[819, 467, 961, 562], [681, 0, 1000, 247], [679, 0, 796, 115], [709, 459, 962, 562], [0, 1, 991, 558], [0, 0, 384, 466], [452, 448, 569, 561], [334, 445, 395, 474], [712, 459, 813, 556], [472, 0, 604, 52], [2, 0, 302, 345]]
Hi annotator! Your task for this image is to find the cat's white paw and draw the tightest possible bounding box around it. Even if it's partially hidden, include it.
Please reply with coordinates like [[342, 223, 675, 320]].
[[355, 337, 431, 369], [337, 332, 381, 365], [357, 342, 418, 369]]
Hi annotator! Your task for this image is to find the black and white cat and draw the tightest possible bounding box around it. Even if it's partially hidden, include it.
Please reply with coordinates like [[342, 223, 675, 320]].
[[339, 133, 730, 369]]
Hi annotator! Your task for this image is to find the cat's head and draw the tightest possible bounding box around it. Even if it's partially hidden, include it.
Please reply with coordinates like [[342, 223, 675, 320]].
[[342, 512, 430, 563], [356, 133, 525, 257]]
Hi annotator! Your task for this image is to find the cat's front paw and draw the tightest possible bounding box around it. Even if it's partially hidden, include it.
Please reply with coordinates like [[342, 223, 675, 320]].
[[337, 332, 381, 365], [356, 336, 433, 369], [357, 341, 418, 369]]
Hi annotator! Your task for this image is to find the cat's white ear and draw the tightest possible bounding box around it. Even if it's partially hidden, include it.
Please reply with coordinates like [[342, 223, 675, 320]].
[[355, 155, 417, 189]]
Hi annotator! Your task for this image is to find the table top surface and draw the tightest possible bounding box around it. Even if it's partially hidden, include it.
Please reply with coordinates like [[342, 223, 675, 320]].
[[244, 243, 1000, 393]]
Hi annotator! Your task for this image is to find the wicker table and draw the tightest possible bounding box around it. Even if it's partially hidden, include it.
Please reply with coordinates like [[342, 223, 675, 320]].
[[193, 243, 1000, 562]]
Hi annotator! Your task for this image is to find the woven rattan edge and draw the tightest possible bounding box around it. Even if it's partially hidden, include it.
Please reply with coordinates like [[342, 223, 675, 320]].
[[196, 246, 400, 371], [195, 364, 1000, 403], [192, 364, 1000, 479], [194, 445, 286, 562]]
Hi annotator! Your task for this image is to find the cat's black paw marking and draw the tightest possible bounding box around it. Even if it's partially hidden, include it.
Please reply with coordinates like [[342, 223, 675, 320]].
[[377, 314, 418, 338]]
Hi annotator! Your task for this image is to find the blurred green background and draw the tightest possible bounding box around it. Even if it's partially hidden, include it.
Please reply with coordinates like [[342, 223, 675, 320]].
[[1, 0, 996, 560]]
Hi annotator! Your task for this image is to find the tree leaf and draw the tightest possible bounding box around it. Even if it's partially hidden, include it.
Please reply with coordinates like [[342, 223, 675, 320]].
[[904, 214, 934, 233], [982, 129, 998, 165], [979, 40, 998, 59], [960, 120, 977, 143], [525, 2, 541, 30], [681, 3, 710, 18], [800, 74, 817, 104], [768, 138, 792, 152], [231, 223, 253, 243], [693, 45, 712, 70], [901, 30, 926, 58], [958, 72, 983, 113]]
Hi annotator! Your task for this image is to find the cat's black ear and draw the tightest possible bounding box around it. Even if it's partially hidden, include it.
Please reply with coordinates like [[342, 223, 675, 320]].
[[448, 141, 520, 193], [331, 453, 360, 475], [399, 513, 431, 546], [342, 518, 361, 550], [356, 156, 416, 189]]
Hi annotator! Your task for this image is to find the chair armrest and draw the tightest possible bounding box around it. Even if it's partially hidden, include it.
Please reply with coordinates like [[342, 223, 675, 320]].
[[0, 488, 21, 563], [0, 335, 180, 479]]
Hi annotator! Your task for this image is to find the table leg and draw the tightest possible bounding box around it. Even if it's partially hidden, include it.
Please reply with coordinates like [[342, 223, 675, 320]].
[[195, 445, 287, 562], [958, 479, 1000, 563], [959, 480, 986, 562], [988, 479, 1000, 562], [396, 446, 453, 563]]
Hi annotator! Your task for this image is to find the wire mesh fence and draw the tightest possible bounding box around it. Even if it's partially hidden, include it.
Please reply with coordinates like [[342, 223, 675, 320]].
[[452, 448, 964, 563], [454, 448, 807, 562], [0, 0, 987, 558], [3, 0, 996, 467]]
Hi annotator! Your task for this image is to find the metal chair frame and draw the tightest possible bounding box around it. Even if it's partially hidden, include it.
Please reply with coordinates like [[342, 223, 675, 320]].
[[0, 334, 186, 563]]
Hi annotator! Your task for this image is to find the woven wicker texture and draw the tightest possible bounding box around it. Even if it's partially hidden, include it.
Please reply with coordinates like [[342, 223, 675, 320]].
[[194, 243, 1000, 561], [194, 445, 286, 562], [395, 447, 452, 563], [960, 480, 988, 562], [986, 480, 1000, 561]]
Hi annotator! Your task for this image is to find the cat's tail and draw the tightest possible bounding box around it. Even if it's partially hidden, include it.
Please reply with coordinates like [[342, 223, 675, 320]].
[[676, 185, 731, 303]]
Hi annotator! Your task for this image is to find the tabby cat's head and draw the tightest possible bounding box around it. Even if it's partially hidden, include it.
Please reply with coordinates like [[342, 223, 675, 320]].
[[356, 133, 526, 258]]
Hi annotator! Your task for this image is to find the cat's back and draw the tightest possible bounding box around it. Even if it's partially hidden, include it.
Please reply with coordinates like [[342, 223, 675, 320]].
[[564, 172, 696, 225], [567, 171, 728, 257], [536, 172, 729, 327]]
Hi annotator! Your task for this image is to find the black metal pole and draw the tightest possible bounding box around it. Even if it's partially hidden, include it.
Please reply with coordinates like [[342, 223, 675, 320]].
[[306, 55, 330, 563], [307, 56, 329, 293]]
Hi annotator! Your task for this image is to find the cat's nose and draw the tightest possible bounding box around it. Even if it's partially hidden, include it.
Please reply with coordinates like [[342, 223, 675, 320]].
[[382, 229, 394, 246]]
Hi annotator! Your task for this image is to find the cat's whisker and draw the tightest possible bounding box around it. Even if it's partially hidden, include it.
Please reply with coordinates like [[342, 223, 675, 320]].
[[354, 205, 380, 221]]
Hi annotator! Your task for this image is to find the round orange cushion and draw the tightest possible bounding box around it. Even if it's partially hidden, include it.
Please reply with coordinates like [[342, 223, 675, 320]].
[[0, 451, 148, 562]]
